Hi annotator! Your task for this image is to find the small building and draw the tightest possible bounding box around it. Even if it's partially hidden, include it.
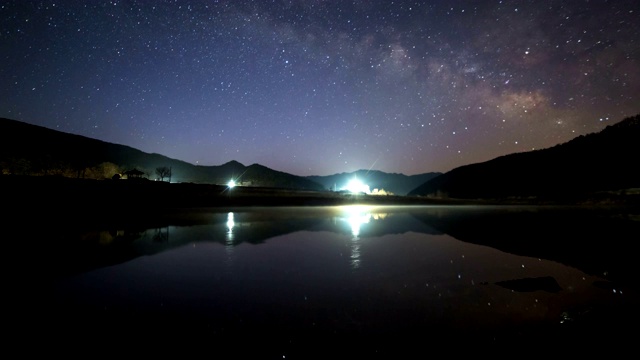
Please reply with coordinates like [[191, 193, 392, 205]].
[[371, 188, 393, 196], [124, 168, 145, 179]]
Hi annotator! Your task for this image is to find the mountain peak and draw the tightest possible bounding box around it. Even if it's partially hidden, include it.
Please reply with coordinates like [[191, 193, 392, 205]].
[[221, 160, 245, 167]]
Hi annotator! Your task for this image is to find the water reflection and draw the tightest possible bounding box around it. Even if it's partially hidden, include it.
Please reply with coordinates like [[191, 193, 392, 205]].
[[21, 205, 640, 288], [10, 205, 640, 355], [226, 211, 235, 243], [225, 212, 235, 263], [342, 205, 372, 238], [338, 205, 376, 269]]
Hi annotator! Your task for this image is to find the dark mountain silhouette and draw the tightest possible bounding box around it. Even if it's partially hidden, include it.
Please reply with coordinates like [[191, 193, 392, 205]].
[[0, 117, 324, 190], [307, 169, 441, 195], [408, 114, 640, 200]]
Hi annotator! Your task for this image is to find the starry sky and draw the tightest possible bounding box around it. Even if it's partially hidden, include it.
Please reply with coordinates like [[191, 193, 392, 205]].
[[1, 1, 639, 176]]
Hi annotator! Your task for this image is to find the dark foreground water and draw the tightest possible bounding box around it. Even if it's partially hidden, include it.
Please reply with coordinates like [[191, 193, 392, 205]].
[[7, 205, 640, 357]]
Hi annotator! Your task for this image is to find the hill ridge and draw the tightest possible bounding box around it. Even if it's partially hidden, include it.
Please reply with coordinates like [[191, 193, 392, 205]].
[[0, 117, 323, 190], [408, 114, 640, 200]]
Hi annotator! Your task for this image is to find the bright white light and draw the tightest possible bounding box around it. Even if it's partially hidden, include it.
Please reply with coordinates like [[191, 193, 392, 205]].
[[348, 213, 370, 237], [343, 205, 372, 237], [345, 178, 370, 194], [226, 212, 235, 233], [228, 179, 236, 188], [226, 212, 235, 244]]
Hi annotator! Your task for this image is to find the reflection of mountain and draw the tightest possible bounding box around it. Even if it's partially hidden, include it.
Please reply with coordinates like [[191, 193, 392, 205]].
[[17, 209, 330, 279], [13, 205, 640, 291], [408, 206, 640, 288], [494, 276, 562, 293], [15, 206, 441, 279]]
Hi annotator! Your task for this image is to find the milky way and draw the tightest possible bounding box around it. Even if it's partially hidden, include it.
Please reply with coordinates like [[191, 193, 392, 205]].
[[2, 1, 639, 176]]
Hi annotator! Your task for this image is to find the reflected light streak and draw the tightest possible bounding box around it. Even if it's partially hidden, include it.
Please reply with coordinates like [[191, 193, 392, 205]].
[[224, 212, 236, 266], [226, 212, 235, 243], [341, 205, 373, 270], [342, 205, 372, 238], [351, 242, 361, 269]]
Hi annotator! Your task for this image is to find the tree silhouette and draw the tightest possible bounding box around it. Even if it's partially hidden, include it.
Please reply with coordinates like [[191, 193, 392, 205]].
[[155, 166, 172, 182]]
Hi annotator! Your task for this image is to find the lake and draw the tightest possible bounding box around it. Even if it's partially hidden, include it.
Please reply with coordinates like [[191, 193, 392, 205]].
[[7, 205, 640, 357]]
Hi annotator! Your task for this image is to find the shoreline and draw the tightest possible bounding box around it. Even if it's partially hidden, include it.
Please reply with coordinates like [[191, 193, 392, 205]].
[[3, 174, 639, 210]]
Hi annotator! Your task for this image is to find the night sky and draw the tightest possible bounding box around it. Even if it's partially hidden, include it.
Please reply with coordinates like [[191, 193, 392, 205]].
[[2, 1, 639, 176]]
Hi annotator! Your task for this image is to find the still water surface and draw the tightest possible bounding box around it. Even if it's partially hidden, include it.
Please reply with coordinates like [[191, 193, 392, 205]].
[[10, 205, 640, 356]]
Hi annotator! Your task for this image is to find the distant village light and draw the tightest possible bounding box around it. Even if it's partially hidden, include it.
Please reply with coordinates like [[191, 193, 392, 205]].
[[345, 178, 370, 194]]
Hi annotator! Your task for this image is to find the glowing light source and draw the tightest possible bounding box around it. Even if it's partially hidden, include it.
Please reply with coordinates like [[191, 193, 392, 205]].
[[345, 178, 370, 194], [227, 179, 236, 188]]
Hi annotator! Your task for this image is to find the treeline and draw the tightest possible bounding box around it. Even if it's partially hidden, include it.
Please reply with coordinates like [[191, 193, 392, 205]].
[[0, 157, 124, 180], [0, 117, 176, 180]]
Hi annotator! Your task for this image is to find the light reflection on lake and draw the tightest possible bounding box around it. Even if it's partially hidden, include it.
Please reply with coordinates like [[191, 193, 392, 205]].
[[8, 205, 640, 356]]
